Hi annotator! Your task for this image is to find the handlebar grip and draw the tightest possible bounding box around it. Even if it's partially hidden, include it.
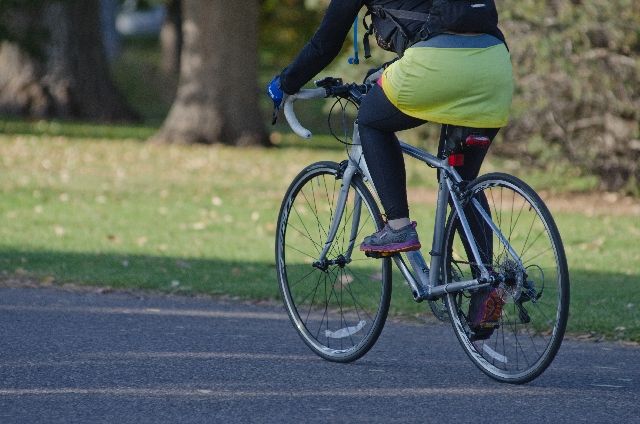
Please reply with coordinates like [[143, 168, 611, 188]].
[[284, 99, 311, 139], [283, 88, 327, 139]]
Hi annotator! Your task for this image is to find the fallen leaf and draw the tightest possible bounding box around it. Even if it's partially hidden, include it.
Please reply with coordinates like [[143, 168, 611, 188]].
[[191, 222, 207, 230]]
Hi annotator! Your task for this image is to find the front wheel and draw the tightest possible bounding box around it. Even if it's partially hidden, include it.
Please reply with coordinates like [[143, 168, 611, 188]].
[[276, 161, 391, 362], [443, 173, 570, 384]]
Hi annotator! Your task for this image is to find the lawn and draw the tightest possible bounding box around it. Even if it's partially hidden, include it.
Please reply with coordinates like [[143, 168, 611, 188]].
[[0, 128, 638, 342]]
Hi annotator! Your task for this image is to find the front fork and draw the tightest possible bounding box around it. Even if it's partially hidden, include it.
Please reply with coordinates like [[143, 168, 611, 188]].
[[313, 161, 360, 270]]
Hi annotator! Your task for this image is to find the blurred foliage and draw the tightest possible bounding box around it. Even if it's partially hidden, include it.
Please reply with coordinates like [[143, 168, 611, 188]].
[[260, 0, 324, 70], [498, 0, 640, 193]]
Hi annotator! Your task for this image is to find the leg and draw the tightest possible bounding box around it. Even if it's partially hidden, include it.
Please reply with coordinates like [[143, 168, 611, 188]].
[[358, 85, 426, 222], [357, 85, 426, 254], [438, 126, 500, 275], [437, 126, 505, 338]]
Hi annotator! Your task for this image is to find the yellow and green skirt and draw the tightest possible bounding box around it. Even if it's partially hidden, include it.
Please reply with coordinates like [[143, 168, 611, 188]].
[[380, 34, 514, 128]]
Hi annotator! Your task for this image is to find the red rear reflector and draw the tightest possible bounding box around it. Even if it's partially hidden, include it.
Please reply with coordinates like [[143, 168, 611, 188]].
[[448, 153, 465, 166], [465, 135, 491, 148]]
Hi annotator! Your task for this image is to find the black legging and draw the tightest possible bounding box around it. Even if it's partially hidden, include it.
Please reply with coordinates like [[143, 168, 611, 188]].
[[357, 84, 497, 219]]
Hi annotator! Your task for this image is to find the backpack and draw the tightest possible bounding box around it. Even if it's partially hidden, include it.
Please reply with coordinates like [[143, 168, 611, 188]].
[[363, 0, 504, 58]]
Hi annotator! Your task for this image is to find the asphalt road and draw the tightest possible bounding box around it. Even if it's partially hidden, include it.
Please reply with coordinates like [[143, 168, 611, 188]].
[[0, 286, 637, 423]]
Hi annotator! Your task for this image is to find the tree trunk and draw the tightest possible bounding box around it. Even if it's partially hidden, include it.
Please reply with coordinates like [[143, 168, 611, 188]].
[[0, 0, 137, 122], [151, 0, 269, 146], [160, 0, 182, 78]]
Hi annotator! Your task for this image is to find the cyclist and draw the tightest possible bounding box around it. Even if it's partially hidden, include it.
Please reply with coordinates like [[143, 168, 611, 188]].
[[267, 1, 513, 339]]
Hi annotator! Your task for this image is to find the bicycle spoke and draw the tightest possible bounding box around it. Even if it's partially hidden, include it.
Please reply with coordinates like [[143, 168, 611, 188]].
[[291, 204, 324, 254], [285, 244, 320, 259], [302, 271, 324, 323], [287, 267, 319, 290], [302, 183, 329, 243]]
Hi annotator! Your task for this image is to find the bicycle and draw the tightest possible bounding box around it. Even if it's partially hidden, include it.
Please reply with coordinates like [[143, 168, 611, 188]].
[[274, 76, 570, 384]]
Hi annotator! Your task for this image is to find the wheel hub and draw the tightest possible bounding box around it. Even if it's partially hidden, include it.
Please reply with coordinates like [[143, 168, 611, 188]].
[[496, 258, 526, 301], [313, 254, 350, 271]]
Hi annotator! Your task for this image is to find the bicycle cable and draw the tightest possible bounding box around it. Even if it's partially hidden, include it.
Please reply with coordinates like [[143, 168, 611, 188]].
[[328, 97, 358, 147]]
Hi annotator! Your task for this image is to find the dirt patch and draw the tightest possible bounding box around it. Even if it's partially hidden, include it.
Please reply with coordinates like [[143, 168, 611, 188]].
[[408, 187, 640, 217]]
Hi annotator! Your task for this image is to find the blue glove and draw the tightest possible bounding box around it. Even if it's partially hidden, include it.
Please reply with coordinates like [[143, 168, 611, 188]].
[[267, 75, 284, 109]]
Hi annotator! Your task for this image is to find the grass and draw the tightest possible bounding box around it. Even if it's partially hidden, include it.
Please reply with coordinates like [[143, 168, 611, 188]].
[[0, 131, 639, 342]]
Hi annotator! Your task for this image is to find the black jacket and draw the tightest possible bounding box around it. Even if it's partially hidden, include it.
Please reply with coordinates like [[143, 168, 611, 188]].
[[280, 0, 366, 94]]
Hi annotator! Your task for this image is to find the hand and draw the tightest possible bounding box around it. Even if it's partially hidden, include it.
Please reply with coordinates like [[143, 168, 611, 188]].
[[267, 75, 284, 109], [364, 67, 384, 84]]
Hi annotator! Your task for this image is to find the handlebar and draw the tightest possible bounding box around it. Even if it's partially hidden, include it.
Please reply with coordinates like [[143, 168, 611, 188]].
[[282, 78, 373, 140], [283, 88, 326, 139]]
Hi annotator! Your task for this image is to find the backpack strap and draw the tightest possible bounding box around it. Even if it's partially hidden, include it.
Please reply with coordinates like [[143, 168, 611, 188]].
[[384, 8, 435, 46], [362, 10, 374, 59], [363, 6, 434, 58]]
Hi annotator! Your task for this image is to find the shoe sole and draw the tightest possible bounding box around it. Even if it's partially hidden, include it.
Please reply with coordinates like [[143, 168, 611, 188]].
[[360, 242, 421, 255]]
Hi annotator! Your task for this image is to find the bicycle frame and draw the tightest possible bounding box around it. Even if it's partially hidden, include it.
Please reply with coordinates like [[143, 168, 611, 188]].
[[316, 122, 524, 302], [283, 88, 524, 302]]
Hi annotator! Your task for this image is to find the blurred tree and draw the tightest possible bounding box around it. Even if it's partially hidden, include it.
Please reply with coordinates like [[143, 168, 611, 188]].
[[152, 0, 268, 145], [160, 0, 182, 78], [0, 0, 138, 122]]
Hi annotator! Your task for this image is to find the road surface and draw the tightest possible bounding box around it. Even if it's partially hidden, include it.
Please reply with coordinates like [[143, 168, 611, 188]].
[[0, 286, 637, 423]]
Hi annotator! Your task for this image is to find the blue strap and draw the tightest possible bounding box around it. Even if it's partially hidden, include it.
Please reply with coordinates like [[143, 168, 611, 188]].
[[348, 17, 360, 65]]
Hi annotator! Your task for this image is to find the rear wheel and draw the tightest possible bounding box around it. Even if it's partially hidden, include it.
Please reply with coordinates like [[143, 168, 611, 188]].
[[443, 173, 569, 383], [276, 161, 391, 362]]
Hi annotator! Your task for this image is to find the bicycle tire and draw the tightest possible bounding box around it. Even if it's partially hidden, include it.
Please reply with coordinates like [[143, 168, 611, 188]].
[[276, 161, 392, 362], [443, 172, 569, 384]]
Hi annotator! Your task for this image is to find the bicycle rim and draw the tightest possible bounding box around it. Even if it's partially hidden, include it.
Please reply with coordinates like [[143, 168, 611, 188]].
[[276, 162, 391, 362], [444, 173, 569, 383]]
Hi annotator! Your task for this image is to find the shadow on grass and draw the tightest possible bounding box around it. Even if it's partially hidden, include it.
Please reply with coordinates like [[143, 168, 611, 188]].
[[1, 247, 638, 341], [0, 248, 280, 300]]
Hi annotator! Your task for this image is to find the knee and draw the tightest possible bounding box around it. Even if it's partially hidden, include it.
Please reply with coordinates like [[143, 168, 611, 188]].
[[357, 120, 380, 151], [357, 102, 376, 131]]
